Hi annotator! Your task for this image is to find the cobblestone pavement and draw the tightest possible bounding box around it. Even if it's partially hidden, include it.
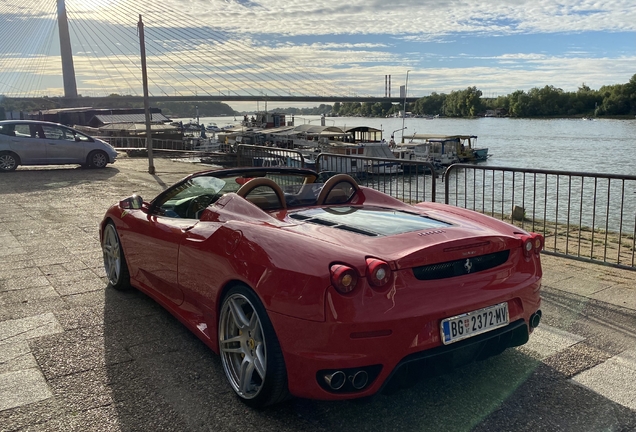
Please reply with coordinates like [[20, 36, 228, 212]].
[[1, 157, 635, 432]]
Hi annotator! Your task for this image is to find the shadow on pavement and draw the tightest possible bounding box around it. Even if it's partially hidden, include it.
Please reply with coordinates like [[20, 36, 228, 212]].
[[2, 166, 120, 194], [101, 286, 636, 432]]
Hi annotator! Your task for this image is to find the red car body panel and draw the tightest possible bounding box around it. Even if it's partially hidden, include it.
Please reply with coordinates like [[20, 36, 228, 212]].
[[101, 168, 542, 401]]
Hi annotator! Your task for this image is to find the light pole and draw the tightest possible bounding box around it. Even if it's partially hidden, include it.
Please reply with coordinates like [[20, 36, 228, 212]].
[[401, 70, 411, 143]]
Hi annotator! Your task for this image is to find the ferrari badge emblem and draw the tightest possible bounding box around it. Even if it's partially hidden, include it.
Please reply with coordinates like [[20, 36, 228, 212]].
[[464, 259, 473, 274]]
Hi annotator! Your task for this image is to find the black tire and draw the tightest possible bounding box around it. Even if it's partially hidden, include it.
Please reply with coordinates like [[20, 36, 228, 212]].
[[88, 150, 109, 168], [0, 152, 19, 172], [102, 222, 131, 290], [218, 285, 289, 408]]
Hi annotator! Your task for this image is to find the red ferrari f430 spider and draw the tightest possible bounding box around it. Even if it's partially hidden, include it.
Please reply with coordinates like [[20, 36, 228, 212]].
[[101, 167, 543, 408]]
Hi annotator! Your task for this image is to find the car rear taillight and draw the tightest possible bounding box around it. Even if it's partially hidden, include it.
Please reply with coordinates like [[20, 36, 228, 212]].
[[366, 258, 392, 288], [521, 233, 543, 258], [330, 264, 358, 294]]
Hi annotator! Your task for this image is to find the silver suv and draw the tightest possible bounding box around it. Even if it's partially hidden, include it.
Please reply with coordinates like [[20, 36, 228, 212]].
[[0, 120, 118, 172]]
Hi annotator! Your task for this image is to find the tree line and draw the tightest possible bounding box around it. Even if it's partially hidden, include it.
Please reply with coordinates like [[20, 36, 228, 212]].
[[2, 74, 635, 119], [304, 74, 636, 118]]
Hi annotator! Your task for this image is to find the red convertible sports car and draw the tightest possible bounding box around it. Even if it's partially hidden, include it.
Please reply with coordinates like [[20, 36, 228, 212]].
[[101, 167, 543, 408]]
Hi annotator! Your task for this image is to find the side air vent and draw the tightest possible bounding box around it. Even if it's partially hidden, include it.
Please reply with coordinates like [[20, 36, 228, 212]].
[[290, 214, 311, 220], [413, 250, 510, 280], [306, 218, 338, 227], [289, 213, 379, 236], [336, 226, 379, 236]]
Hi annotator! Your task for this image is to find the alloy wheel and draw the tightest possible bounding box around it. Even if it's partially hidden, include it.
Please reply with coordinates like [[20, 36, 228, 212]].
[[102, 224, 122, 285], [0, 154, 17, 171], [91, 151, 108, 168], [219, 293, 267, 400]]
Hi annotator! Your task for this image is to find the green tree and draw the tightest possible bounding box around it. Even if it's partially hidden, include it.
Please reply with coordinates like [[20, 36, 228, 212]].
[[508, 90, 533, 117], [414, 92, 446, 115], [443, 87, 482, 117], [359, 103, 372, 117]]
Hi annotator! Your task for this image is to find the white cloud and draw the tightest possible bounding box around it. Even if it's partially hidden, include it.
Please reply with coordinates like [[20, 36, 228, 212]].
[[9, 0, 634, 35], [0, 0, 634, 99]]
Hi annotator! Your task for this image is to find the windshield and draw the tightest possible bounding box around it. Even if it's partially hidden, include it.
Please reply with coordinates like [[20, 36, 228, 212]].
[[153, 170, 325, 218]]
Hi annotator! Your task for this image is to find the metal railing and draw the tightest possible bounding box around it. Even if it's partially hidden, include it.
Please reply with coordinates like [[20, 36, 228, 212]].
[[316, 153, 438, 203], [99, 135, 190, 151], [102, 135, 235, 155], [111, 140, 636, 270], [236, 144, 307, 169], [444, 164, 636, 270]]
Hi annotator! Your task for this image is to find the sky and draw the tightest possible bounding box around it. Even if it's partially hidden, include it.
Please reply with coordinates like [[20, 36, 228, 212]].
[[0, 0, 635, 111]]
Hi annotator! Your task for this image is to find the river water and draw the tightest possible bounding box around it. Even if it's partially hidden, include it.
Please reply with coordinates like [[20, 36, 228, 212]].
[[196, 115, 636, 175]]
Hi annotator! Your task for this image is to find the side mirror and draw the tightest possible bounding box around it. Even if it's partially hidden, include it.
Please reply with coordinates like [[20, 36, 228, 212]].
[[119, 194, 144, 210]]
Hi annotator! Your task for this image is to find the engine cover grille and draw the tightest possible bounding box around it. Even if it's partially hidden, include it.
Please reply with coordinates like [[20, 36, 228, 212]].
[[413, 250, 510, 280]]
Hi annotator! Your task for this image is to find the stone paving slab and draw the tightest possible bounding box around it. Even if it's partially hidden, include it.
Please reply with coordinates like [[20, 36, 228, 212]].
[[0, 341, 38, 374], [0, 312, 64, 344], [0, 369, 52, 412], [573, 349, 636, 410], [518, 324, 586, 360], [590, 286, 636, 310]]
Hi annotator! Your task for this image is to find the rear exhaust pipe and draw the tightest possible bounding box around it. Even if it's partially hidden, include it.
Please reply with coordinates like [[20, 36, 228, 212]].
[[530, 310, 542, 328], [324, 371, 346, 390], [351, 370, 369, 390]]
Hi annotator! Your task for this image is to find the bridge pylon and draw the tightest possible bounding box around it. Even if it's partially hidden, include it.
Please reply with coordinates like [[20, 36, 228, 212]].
[[57, 0, 78, 98]]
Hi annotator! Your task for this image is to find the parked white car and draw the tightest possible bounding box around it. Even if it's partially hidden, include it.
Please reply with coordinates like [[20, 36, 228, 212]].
[[0, 120, 118, 172]]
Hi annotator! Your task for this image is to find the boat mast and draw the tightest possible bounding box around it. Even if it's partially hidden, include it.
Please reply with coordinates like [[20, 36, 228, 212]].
[[401, 70, 410, 143]]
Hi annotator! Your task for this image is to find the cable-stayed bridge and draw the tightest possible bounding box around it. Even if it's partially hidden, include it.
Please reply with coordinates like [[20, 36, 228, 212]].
[[0, 0, 415, 106]]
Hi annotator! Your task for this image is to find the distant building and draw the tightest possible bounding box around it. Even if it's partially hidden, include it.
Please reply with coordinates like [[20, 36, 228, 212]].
[[88, 112, 171, 128], [28, 107, 167, 127], [4, 111, 25, 120], [484, 109, 506, 117]]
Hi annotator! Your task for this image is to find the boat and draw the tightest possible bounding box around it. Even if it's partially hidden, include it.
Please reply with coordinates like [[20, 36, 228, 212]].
[[186, 137, 221, 152], [391, 145, 442, 174], [225, 123, 403, 175], [395, 135, 458, 166], [206, 123, 221, 132], [243, 124, 402, 175], [398, 134, 488, 165], [180, 120, 200, 132], [318, 126, 402, 176], [454, 135, 489, 162]]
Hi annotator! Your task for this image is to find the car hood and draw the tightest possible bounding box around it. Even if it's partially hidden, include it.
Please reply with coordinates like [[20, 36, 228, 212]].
[[283, 205, 525, 269]]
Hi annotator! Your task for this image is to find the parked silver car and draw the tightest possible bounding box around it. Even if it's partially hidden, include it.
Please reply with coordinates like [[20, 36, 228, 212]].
[[0, 120, 118, 172]]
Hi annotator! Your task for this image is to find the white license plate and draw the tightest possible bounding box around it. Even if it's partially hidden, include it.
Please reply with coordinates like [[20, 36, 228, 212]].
[[440, 302, 509, 345]]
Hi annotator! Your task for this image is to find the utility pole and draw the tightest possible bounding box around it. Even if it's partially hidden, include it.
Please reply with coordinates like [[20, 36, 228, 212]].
[[138, 15, 155, 174]]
